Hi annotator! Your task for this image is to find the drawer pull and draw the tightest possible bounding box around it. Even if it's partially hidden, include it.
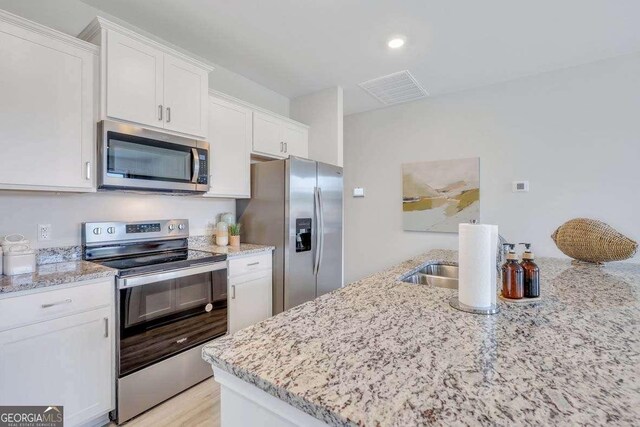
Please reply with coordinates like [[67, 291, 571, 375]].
[[231, 285, 236, 299], [104, 317, 109, 338], [247, 262, 260, 266], [41, 299, 72, 309]]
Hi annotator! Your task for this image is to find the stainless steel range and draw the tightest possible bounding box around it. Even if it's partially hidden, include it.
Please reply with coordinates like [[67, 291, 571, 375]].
[[82, 219, 227, 424]]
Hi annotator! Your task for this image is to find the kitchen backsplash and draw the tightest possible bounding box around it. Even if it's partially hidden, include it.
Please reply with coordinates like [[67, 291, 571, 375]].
[[0, 192, 234, 249]]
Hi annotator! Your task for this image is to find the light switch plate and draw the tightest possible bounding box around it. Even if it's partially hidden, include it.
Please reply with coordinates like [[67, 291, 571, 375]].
[[353, 187, 365, 197], [512, 181, 529, 192]]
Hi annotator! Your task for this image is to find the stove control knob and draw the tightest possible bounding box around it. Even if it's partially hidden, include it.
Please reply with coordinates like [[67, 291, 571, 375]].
[[178, 224, 185, 230], [168, 224, 176, 231], [92, 227, 102, 235], [107, 227, 116, 234]]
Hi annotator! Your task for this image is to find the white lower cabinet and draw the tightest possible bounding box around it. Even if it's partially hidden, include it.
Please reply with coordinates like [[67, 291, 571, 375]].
[[228, 253, 273, 334], [0, 280, 114, 427]]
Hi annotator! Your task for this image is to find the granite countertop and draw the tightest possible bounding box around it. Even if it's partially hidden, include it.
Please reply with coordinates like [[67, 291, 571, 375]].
[[189, 242, 275, 258], [202, 249, 640, 426], [0, 261, 116, 298]]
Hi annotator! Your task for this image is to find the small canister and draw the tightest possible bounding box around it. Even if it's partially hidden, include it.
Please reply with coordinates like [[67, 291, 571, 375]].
[[2, 234, 30, 252], [216, 222, 229, 246], [4, 244, 36, 276]]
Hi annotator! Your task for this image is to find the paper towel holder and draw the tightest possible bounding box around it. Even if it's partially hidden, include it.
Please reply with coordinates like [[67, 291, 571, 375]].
[[449, 297, 500, 315]]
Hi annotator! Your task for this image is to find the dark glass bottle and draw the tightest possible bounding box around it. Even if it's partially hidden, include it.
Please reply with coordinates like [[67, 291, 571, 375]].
[[519, 243, 540, 298], [501, 244, 524, 299]]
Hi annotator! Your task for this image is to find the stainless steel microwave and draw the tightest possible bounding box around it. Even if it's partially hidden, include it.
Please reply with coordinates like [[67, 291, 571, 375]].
[[98, 120, 209, 193]]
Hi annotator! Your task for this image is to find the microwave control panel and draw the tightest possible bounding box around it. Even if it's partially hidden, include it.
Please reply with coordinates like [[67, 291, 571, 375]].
[[197, 152, 208, 185]]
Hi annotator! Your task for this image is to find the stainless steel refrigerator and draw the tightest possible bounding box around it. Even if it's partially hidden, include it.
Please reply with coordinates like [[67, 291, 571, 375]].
[[237, 156, 343, 314]]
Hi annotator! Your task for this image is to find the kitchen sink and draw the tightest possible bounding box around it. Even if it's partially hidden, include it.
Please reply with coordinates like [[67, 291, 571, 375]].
[[402, 263, 459, 289]]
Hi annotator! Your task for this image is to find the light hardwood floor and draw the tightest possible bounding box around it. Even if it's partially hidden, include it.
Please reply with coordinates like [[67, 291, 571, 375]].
[[107, 378, 220, 427]]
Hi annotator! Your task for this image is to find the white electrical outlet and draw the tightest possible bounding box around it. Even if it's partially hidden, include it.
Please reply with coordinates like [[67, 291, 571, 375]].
[[353, 187, 365, 198], [38, 224, 52, 241]]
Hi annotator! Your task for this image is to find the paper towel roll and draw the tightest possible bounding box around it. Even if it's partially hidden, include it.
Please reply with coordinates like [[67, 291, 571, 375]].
[[489, 225, 499, 306], [458, 223, 497, 308]]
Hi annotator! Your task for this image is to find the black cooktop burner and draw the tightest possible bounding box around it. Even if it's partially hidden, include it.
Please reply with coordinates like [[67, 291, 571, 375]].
[[86, 241, 227, 277]]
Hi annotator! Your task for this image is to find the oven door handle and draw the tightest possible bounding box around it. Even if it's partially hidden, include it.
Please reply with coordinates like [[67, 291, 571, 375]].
[[117, 262, 227, 289]]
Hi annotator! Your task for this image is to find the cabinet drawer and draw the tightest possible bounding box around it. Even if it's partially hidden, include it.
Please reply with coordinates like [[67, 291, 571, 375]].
[[228, 253, 272, 278], [0, 279, 113, 331]]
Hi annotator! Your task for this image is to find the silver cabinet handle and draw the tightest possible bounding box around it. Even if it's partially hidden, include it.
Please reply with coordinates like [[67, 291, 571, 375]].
[[284, 142, 288, 153], [247, 262, 259, 266], [158, 105, 163, 121], [41, 298, 72, 309], [166, 107, 171, 123], [104, 317, 109, 338], [231, 285, 236, 299], [280, 141, 284, 152], [85, 162, 91, 180]]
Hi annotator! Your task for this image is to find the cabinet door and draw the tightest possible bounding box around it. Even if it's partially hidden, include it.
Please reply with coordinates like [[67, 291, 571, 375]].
[[283, 123, 309, 158], [0, 20, 96, 191], [229, 272, 272, 334], [163, 54, 208, 138], [106, 30, 164, 129], [0, 307, 113, 427], [205, 97, 252, 198], [252, 112, 285, 158]]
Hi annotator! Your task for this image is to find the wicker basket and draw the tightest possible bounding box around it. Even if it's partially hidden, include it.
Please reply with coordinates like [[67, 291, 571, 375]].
[[551, 218, 638, 263]]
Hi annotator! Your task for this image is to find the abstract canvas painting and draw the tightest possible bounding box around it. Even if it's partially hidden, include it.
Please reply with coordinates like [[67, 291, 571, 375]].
[[402, 157, 480, 232]]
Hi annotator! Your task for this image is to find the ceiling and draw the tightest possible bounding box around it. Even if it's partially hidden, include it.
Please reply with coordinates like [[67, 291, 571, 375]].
[[81, 0, 640, 115]]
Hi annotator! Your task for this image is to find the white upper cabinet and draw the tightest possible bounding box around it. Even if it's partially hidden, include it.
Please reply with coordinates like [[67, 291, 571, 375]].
[[252, 112, 309, 159], [283, 122, 309, 158], [106, 30, 164, 129], [80, 17, 211, 139], [205, 95, 252, 198], [0, 10, 98, 192], [163, 55, 208, 137], [253, 112, 286, 158]]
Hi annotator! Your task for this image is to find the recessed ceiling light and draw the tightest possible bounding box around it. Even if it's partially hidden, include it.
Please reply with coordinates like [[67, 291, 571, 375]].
[[387, 37, 405, 49]]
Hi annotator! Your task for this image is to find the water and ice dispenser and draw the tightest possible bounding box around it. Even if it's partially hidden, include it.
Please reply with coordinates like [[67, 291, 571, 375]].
[[295, 218, 312, 252]]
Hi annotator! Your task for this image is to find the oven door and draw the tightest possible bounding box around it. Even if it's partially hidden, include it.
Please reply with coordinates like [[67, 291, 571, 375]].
[[117, 262, 227, 376], [98, 120, 209, 193]]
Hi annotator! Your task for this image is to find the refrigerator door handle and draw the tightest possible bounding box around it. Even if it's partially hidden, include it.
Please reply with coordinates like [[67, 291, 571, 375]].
[[313, 187, 321, 276], [317, 187, 325, 274]]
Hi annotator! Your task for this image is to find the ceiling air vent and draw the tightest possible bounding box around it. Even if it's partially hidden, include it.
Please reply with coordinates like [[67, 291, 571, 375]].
[[359, 70, 428, 105]]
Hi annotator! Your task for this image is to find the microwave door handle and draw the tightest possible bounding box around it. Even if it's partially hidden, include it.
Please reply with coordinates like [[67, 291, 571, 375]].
[[191, 148, 200, 183]]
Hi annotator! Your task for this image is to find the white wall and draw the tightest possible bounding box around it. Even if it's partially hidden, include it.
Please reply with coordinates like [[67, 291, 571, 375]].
[[344, 53, 640, 283], [291, 87, 343, 166], [0, 192, 234, 248], [0, 0, 290, 116]]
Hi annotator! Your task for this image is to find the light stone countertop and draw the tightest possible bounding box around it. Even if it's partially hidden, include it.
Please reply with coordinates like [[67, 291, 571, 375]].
[[0, 261, 116, 298], [202, 249, 640, 426], [0, 238, 272, 298], [189, 242, 275, 258]]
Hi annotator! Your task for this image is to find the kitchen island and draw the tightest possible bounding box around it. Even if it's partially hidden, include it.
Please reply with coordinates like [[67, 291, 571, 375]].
[[202, 250, 640, 426]]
